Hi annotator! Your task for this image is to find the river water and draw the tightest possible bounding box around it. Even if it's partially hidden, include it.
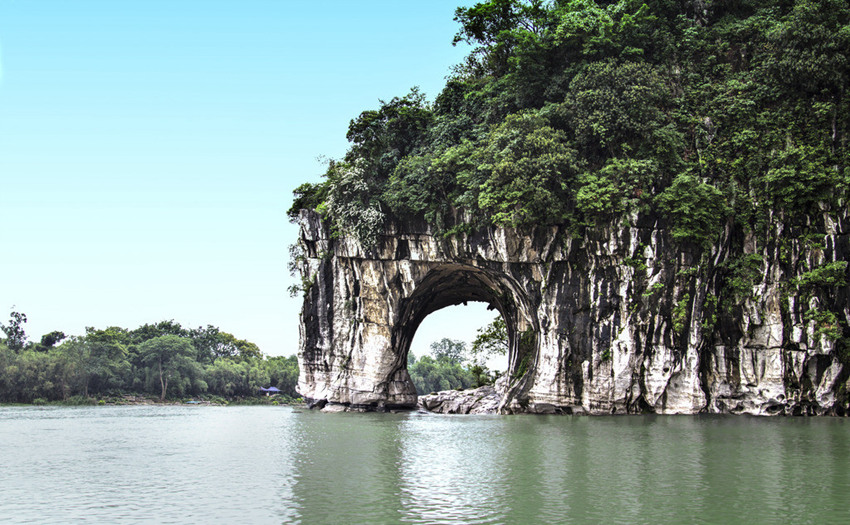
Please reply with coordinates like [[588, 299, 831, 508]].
[[1, 406, 848, 524]]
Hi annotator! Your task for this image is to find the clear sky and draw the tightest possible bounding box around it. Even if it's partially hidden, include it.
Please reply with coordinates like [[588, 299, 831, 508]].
[[0, 0, 499, 361]]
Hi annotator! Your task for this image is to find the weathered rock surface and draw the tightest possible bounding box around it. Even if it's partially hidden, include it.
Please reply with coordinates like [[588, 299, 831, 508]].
[[418, 385, 502, 415], [294, 209, 850, 415]]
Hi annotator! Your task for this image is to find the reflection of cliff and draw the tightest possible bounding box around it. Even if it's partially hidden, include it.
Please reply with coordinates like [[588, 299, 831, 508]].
[[294, 209, 850, 415]]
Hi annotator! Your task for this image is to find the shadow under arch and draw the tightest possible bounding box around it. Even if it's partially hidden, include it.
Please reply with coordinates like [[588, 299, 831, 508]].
[[391, 263, 539, 410]]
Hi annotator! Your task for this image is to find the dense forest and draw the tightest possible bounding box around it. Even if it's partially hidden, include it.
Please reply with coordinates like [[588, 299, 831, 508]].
[[0, 311, 299, 404], [289, 0, 848, 248]]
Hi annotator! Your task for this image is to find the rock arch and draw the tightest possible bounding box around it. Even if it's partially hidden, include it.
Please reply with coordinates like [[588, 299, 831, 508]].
[[294, 211, 557, 412], [392, 263, 537, 405], [294, 210, 850, 415]]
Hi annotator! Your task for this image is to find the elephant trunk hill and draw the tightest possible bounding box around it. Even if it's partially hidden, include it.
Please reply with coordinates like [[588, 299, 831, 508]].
[[288, 1, 850, 415]]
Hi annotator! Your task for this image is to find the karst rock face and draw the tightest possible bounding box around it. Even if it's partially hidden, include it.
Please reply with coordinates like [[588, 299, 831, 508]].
[[294, 209, 850, 415]]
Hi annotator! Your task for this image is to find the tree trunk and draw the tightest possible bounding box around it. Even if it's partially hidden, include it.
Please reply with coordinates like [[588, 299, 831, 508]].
[[159, 358, 166, 401]]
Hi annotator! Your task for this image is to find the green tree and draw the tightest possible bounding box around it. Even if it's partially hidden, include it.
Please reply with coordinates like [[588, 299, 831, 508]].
[[287, 181, 329, 221], [345, 87, 434, 184], [205, 358, 256, 397], [406, 338, 485, 393], [467, 363, 495, 388], [408, 354, 475, 394], [233, 338, 263, 361], [760, 144, 843, 219], [81, 327, 130, 396], [655, 174, 730, 246], [575, 157, 657, 221], [131, 320, 189, 343], [11, 349, 57, 402], [453, 0, 549, 78], [265, 355, 300, 397], [38, 331, 66, 351], [324, 160, 386, 249], [566, 59, 678, 164], [471, 316, 508, 363], [477, 110, 581, 228], [430, 338, 467, 363], [48, 343, 82, 400], [189, 325, 259, 363], [1, 310, 28, 352], [138, 334, 196, 401]]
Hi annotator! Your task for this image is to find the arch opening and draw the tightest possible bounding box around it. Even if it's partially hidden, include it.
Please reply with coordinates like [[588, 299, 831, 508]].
[[391, 264, 538, 400], [406, 301, 507, 395], [409, 302, 509, 373]]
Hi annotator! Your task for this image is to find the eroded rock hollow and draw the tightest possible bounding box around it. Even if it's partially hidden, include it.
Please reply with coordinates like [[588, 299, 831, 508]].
[[294, 209, 850, 415]]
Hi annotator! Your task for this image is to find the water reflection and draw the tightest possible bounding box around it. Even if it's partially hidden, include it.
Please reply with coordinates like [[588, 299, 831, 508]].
[[397, 414, 512, 524], [1, 407, 848, 524], [0, 406, 304, 524], [287, 411, 409, 524]]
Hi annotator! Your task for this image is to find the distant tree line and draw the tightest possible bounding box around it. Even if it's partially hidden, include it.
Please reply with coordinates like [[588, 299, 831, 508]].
[[409, 317, 508, 394], [0, 308, 511, 402], [0, 310, 299, 403]]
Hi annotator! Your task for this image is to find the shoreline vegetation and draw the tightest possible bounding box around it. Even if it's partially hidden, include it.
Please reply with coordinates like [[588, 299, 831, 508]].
[[0, 315, 301, 405], [1, 393, 305, 408]]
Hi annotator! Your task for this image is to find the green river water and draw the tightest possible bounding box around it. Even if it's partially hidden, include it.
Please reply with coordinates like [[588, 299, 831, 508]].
[[0, 406, 848, 524]]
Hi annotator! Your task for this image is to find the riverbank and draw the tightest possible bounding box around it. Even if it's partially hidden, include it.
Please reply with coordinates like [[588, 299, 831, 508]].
[[1, 394, 304, 407]]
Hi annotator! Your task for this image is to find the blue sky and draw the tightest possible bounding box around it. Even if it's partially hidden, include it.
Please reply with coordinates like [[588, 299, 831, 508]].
[[0, 0, 499, 361]]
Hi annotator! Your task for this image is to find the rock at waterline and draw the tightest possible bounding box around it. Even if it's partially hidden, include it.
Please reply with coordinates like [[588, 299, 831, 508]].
[[418, 386, 502, 414]]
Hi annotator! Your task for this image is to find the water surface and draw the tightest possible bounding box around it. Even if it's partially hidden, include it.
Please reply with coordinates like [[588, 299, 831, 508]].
[[1, 406, 847, 524]]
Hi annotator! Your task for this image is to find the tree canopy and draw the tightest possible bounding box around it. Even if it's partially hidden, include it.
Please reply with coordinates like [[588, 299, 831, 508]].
[[289, 0, 849, 248], [139, 335, 197, 401], [471, 316, 509, 361]]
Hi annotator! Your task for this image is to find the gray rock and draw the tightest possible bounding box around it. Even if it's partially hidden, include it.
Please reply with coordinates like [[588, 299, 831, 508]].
[[418, 386, 502, 415], [294, 209, 850, 416]]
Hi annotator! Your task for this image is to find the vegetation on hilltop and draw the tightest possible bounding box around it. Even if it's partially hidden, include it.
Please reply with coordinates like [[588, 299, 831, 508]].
[[289, 0, 849, 249]]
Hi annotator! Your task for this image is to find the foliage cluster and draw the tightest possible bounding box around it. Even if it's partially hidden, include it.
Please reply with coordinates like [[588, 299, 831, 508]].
[[471, 315, 509, 359], [288, 0, 849, 250], [408, 337, 500, 394], [791, 260, 849, 346], [0, 314, 299, 404], [794, 261, 848, 291]]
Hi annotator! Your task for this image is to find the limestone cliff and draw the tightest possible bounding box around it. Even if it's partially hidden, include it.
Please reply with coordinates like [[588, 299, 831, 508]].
[[294, 209, 850, 415]]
